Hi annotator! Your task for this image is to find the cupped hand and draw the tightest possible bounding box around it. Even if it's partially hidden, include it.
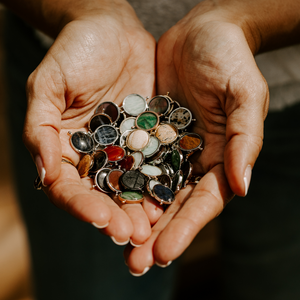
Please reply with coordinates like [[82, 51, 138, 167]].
[[125, 2, 269, 274], [23, 1, 161, 245]]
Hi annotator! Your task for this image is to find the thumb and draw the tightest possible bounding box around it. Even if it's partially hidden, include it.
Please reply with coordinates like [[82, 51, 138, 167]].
[[224, 67, 269, 197], [23, 65, 65, 186]]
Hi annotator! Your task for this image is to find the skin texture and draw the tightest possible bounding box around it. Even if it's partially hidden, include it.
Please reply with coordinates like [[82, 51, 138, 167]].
[[125, 2, 269, 274], [3, 0, 300, 275], [23, 3, 163, 245]]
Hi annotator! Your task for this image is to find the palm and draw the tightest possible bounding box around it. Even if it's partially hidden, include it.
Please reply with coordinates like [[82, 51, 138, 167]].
[[125, 16, 268, 272], [24, 12, 159, 244]]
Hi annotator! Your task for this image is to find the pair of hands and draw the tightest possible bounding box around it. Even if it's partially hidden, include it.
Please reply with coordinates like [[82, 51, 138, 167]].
[[23, 1, 268, 275]]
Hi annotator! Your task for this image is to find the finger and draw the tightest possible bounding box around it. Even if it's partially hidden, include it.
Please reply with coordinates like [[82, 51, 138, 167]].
[[142, 193, 164, 226], [24, 61, 66, 186], [120, 202, 152, 247], [125, 164, 233, 273], [224, 61, 269, 196], [45, 163, 134, 242]]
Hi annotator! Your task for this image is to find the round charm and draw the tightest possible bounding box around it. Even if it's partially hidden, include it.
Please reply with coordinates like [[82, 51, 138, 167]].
[[178, 133, 203, 152], [119, 130, 132, 148], [118, 191, 144, 204], [158, 163, 174, 177], [94, 125, 119, 146], [153, 184, 175, 205], [148, 95, 171, 116], [122, 94, 147, 116], [89, 150, 108, 175], [171, 170, 183, 194], [119, 117, 136, 134], [131, 151, 144, 169], [95, 101, 120, 123], [171, 148, 183, 172], [103, 145, 125, 162], [77, 154, 93, 177], [169, 107, 193, 130], [146, 145, 167, 164], [135, 111, 159, 131], [119, 155, 135, 171], [70, 131, 95, 153], [157, 174, 172, 188], [126, 129, 150, 151], [120, 170, 146, 191], [94, 168, 112, 193], [88, 113, 112, 132], [140, 164, 163, 177], [181, 160, 193, 188], [155, 123, 178, 145], [106, 169, 124, 193], [141, 136, 160, 158], [146, 178, 162, 197]]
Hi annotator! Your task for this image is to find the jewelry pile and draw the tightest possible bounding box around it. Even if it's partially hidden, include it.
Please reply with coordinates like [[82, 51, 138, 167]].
[[69, 93, 203, 205]]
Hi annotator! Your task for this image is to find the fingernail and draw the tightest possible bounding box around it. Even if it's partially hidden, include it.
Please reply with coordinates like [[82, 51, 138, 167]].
[[111, 236, 130, 246], [35, 155, 46, 186], [130, 239, 142, 248], [92, 222, 109, 229], [155, 261, 172, 268], [244, 165, 252, 196], [129, 266, 150, 277]]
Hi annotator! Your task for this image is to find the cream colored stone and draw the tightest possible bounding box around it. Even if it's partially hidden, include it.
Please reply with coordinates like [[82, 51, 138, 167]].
[[126, 130, 149, 151]]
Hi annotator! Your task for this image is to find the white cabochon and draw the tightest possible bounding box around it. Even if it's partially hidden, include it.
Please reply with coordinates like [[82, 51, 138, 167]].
[[123, 94, 147, 116]]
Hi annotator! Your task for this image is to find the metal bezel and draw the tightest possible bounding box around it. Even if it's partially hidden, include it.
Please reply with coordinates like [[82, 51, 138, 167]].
[[131, 151, 145, 169], [119, 117, 136, 134], [95, 101, 121, 124], [135, 111, 160, 132], [93, 124, 119, 146], [70, 131, 95, 154], [141, 136, 161, 158], [118, 191, 144, 204], [106, 169, 124, 193], [146, 178, 162, 197], [89, 150, 108, 175], [155, 123, 179, 145], [170, 148, 184, 172], [120, 170, 146, 191], [171, 170, 183, 194], [140, 164, 163, 178], [94, 168, 112, 193], [126, 129, 150, 151], [168, 107, 193, 130], [152, 184, 175, 205], [181, 160, 193, 188], [122, 94, 147, 116], [148, 95, 171, 116], [77, 154, 94, 177], [103, 145, 126, 163], [119, 154, 135, 171], [88, 113, 112, 132], [177, 132, 204, 152]]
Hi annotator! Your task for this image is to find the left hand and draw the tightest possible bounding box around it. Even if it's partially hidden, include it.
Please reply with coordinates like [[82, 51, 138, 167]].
[[124, 1, 269, 275]]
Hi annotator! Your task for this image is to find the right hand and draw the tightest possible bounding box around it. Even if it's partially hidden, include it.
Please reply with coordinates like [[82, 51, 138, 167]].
[[125, 1, 270, 274]]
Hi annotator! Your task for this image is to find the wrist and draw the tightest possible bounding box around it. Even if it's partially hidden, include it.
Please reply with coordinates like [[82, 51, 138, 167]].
[[199, 0, 300, 54]]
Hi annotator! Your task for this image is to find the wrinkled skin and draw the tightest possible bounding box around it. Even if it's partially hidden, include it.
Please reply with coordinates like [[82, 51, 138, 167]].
[[125, 5, 269, 274], [23, 0, 269, 274], [23, 5, 163, 246]]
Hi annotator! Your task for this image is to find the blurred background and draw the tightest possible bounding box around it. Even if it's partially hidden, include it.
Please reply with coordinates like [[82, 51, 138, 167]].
[[0, 6, 221, 300]]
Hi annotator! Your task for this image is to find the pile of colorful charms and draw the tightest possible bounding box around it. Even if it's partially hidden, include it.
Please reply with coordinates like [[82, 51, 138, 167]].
[[69, 93, 203, 205]]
